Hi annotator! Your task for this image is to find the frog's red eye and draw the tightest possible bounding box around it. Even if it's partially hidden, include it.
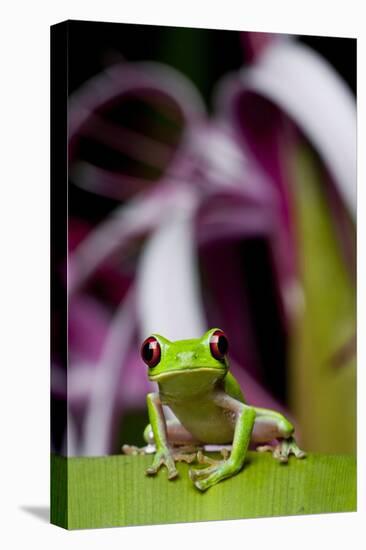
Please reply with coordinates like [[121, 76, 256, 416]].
[[141, 336, 161, 368], [209, 330, 228, 360]]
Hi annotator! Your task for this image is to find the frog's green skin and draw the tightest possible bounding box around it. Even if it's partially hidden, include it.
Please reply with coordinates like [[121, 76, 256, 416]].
[[123, 328, 306, 492]]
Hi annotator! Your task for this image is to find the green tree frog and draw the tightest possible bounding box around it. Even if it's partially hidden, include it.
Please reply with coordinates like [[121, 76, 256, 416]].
[[123, 328, 306, 491]]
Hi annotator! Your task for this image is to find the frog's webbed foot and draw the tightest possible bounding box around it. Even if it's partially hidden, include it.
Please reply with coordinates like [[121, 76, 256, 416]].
[[145, 448, 179, 479], [256, 436, 306, 463], [145, 445, 201, 480], [189, 449, 234, 492], [122, 443, 156, 456]]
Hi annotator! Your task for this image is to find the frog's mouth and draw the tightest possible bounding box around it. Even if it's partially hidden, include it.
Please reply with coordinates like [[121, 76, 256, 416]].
[[149, 367, 227, 395], [149, 366, 227, 381]]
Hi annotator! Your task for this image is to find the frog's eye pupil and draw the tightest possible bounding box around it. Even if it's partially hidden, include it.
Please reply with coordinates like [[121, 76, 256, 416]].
[[141, 336, 161, 367], [209, 330, 229, 360], [217, 335, 228, 355], [143, 343, 153, 361]]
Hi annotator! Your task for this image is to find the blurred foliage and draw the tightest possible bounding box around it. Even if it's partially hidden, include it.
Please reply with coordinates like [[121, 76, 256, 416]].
[[290, 144, 356, 453]]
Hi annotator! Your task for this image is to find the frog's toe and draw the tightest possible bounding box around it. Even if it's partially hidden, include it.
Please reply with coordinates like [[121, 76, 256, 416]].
[[146, 454, 165, 475], [189, 464, 216, 481], [256, 444, 274, 453], [192, 466, 231, 491], [167, 467, 179, 480], [288, 439, 306, 459], [274, 444, 289, 463], [197, 451, 217, 465], [193, 478, 210, 492], [173, 451, 196, 464], [258, 437, 306, 463], [122, 444, 142, 455], [171, 446, 198, 464], [191, 469, 217, 491], [122, 443, 155, 455], [165, 456, 179, 479], [280, 437, 306, 461], [146, 459, 178, 479], [145, 461, 161, 476], [256, 442, 283, 461], [295, 448, 306, 459], [220, 448, 230, 460], [197, 448, 230, 466]]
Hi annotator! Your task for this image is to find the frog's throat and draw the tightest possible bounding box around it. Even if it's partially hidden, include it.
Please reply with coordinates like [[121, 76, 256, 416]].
[[150, 367, 227, 399]]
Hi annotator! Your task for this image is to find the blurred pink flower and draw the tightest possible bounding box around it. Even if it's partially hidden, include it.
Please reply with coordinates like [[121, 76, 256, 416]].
[[52, 33, 355, 455]]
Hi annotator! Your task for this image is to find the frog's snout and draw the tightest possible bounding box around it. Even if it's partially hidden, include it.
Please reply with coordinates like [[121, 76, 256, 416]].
[[175, 351, 198, 362]]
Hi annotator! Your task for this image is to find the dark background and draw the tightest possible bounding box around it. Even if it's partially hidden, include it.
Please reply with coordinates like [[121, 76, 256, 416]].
[[67, 20, 356, 102], [66, 20, 357, 233]]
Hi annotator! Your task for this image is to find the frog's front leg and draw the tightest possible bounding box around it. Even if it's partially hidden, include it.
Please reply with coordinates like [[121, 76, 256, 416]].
[[141, 392, 180, 479], [253, 407, 306, 462], [143, 393, 202, 479], [189, 394, 256, 492]]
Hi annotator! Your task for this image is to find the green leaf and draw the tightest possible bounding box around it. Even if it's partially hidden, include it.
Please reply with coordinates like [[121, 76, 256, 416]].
[[51, 452, 356, 529]]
